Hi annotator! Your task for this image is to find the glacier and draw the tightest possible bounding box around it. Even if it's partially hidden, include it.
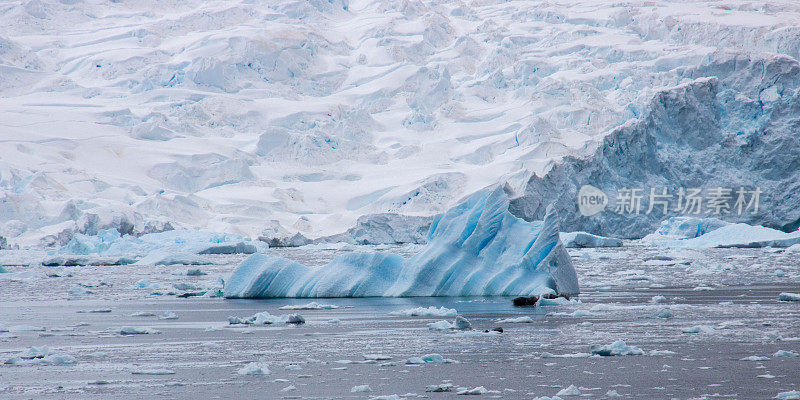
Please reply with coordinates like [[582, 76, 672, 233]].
[[3, 1, 800, 246], [224, 188, 579, 298]]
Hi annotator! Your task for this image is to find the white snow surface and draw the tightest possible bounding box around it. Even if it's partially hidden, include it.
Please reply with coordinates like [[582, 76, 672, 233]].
[[3, 1, 800, 247]]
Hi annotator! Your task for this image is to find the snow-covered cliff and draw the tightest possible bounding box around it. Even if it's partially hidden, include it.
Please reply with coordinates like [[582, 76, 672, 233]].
[[2, 0, 800, 246]]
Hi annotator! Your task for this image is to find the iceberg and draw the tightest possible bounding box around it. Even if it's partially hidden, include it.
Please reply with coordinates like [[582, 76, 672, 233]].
[[560, 232, 622, 248], [643, 217, 800, 249], [50, 229, 263, 265], [224, 188, 579, 298]]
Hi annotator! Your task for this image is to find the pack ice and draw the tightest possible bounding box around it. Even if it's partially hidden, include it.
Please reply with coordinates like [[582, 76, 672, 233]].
[[224, 188, 578, 298]]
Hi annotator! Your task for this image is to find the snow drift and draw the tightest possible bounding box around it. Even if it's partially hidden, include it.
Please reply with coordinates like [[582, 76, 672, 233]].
[[224, 188, 579, 298]]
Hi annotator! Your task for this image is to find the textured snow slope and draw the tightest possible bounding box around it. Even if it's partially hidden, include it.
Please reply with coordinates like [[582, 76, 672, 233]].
[[224, 187, 578, 297], [1, 0, 800, 246]]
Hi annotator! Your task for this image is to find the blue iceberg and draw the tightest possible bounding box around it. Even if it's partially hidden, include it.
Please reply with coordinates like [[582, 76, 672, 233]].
[[224, 188, 579, 298]]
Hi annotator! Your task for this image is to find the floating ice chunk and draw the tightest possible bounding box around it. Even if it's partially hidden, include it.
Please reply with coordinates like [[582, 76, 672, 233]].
[[651, 295, 667, 303], [282, 385, 296, 392], [286, 314, 305, 324], [228, 312, 283, 325], [370, 395, 402, 400], [779, 293, 800, 302], [351, 385, 373, 393], [78, 308, 112, 313], [775, 269, 786, 277], [7, 325, 45, 332], [131, 368, 175, 375], [392, 306, 458, 317], [649, 350, 676, 356], [555, 385, 581, 396], [224, 189, 578, 298], [740, 355, 770, 361], [773, 350, 799, 358], [158, 312, 178, 320], [540, 352, 591, 359], [237, 362, 270, 375], [228, 312, 304, 325], [681, 325, 715, 334], [590, 341, 644, 356], [4, 346, 75, 365], [364, 354, 391, 361], [116, 326, 160, 335], [606, 390, 621, 398], [776, 390, 800, 399], [496, 316, 534, 323], [428, 320, 454, 330], [457, 386, 488, 395], [560, 232, 622, 248], [650, 308, 673, 319], [406, 353, 456, 364], [644, 218, 800, 249], [21, 346, 53, 358], [137, 252, 212, 266], [426, 383, 454, 392], [130, 311, 156, 317], [279, 302, 339, 310], [134, 279, 160, 290], [453, 315, 472, 330]]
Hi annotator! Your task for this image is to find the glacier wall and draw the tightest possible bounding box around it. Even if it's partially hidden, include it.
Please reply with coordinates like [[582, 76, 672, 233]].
[[224, 188, 579, 298], [510, 53, 800, 238], [2, 1, 800, 246]]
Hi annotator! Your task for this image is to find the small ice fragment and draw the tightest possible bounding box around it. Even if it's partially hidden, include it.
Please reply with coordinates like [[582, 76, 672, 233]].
[[131, 368, 175, 375], [428, 320, 454, 330], [590, 341, 643, 356], [778, 293, 800, 302], [773, 350, 798, 358], [457, 386, 488, 395], [496, 316, 534, 323], [237, 362, 270, 375], [390, 306, 457, 317], [426, 383, 454, 392], [364, 354, 391, 361], [286, 314, 305, 324], [159, 312, 178, 320], [279, 302, 338, 310], [351, 385, 373, 393], [117, 326, 160, 335], [651, 308, 673, 319], [454, 315, 472, 330], [130, 311, 156, 317], [651, 295, 667, 303], [740, 355, 770, 361], [556, 385, 581, 396], [681, 325, 715, 334], [776, 390, 800, 399]]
